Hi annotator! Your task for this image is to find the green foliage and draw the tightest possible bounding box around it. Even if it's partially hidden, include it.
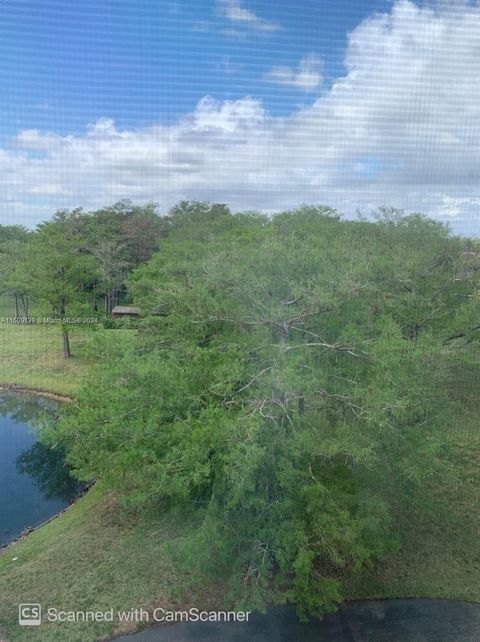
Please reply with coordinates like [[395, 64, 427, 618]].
[[0, 225, 32, 317], [46, 205, 479, 617], [0, 202, 166, 355], [30, 219, 97, 316]]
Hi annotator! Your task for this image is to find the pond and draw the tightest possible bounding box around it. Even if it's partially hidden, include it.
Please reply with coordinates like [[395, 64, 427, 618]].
[[0, 392, 81, 547]]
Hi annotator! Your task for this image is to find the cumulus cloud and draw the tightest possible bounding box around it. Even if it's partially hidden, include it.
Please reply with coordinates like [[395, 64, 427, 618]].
[[264, 54, 323, 92], [217, 0, 280, 32], [2, 0, 480, 233]]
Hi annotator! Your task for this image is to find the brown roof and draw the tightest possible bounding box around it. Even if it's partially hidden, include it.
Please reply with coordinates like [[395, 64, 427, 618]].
[[111, 306, 141, 315]]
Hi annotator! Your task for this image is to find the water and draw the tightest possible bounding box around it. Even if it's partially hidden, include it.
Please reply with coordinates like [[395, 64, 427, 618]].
[[0, 392, 80, 547]]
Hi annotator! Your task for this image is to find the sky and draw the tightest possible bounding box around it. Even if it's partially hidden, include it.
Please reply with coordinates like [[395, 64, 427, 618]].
[[1, 0, 480, 234]]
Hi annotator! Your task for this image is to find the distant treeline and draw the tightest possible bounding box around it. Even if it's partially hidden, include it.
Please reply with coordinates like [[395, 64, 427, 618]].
[[1, 201, 479, 358]]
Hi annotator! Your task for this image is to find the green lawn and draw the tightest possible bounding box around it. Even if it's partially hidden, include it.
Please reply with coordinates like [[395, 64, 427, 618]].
[[0, 315, 136, 398], [0, 324, 478, 641], [0, 323, 93, 396]]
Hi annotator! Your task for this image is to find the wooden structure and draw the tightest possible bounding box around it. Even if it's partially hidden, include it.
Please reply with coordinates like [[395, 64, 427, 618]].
[[111, 305, 141, 319]]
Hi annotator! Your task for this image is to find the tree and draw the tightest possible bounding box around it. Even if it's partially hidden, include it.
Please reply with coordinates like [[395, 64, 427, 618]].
[[82, 200, 164, 311], [27, 217, 96, 357], [166, 200, 232, 238], [90, 239, 130, 313], [0, 225, 32, 318], [120, 201, 164, 266], [48, 205, 480, 616]]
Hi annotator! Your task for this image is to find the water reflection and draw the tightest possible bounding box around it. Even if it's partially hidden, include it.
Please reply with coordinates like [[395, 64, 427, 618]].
[[0, 392, 81, 546], [0, 391, 57, 424], [16, 442, 83, 504]]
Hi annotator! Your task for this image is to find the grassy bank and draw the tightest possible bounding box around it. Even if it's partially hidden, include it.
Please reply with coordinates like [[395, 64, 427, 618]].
[[0, 324, 479, 641], [0, 484, 211, 642]]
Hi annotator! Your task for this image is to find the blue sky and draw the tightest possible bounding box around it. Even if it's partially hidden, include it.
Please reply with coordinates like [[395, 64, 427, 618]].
[[1, 0, 480, 234], [0, 0, 392, 135]]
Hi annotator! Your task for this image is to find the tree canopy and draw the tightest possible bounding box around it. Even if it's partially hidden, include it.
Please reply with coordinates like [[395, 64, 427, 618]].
[[48, 205, 480, 616], [0, 201, 165, 355]]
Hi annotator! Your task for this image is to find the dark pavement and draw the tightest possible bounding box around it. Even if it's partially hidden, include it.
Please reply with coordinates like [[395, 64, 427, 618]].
[[113, 599, 480, 642]]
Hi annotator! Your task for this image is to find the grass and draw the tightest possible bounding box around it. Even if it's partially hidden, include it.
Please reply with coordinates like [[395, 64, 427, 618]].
[[0, 294, 15, 317], [0, 323, 93, 397], [0, 485, 209, 642], [0, 322, 478, 641], [0, 310, 135, 397]]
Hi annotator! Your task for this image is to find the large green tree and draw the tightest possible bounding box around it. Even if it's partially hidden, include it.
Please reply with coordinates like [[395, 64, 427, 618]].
[[50, 205, 479, 614], [28, 216, 97, 357]]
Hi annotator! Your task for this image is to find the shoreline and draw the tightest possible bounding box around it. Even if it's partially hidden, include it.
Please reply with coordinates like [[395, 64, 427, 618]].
[[0, 481, 95, 554], [0, 382, 73, 403], [0, 502, 77, 553]]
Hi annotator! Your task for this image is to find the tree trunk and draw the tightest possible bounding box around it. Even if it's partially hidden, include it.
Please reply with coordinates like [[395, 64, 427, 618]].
[[63, 330, 71, 359], [105, 291, 114, 314], [20, 294, 29, 317], [14, 293, 19, 320]]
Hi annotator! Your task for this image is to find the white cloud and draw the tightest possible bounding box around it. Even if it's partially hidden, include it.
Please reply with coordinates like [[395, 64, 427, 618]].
[[437, 196, 480, 218], [2, 1, 480, 234], [217, 0, 280, 32], [188, 95, 266, 132], [264, 54, 323, 92]]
